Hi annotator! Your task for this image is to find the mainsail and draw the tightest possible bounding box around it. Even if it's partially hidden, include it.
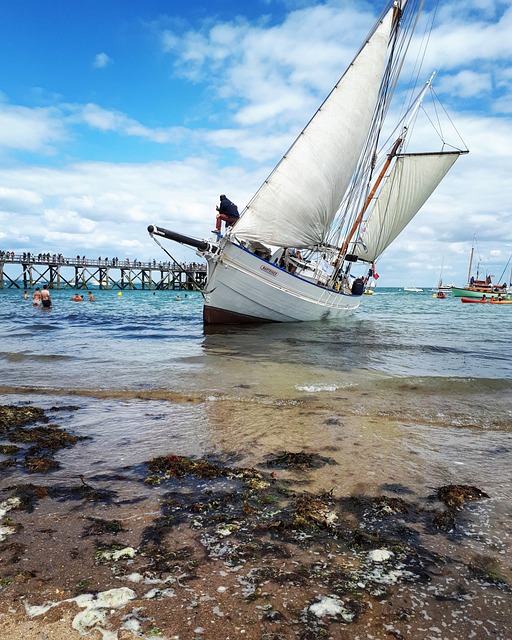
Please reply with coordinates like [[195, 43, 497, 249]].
[[354, 151, 462, 262], [232, 7, 396, 249]]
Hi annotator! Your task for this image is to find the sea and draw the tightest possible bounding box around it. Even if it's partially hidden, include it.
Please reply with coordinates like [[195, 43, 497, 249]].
[[0, 285, 511, 621]]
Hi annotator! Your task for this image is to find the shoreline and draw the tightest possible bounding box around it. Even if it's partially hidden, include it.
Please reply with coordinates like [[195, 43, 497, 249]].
[[1, 402, 511, 639]]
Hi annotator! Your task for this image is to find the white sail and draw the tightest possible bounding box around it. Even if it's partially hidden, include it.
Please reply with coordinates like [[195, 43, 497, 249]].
[[355, 151, 461, 263], [232, 8, 395, 249]]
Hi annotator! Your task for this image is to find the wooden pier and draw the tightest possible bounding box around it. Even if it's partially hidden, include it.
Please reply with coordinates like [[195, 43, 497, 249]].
[[0, 254, 207, 291]]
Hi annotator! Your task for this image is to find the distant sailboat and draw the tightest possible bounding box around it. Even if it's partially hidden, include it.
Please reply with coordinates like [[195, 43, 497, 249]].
[[451, 236, 508, 299], [149, 0, 468, 324], [432, 258, 450, 297]]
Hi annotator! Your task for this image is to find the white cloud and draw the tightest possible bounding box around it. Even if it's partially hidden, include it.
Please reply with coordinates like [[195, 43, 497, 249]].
[[435, 70, 492, 99], [0, 104, 67, 153], [0, 158, 257, 260], [93, 52, 112, 69], [77, 103, 188, 144], [43, 209, 97, 233], [0, 186, 42, 211]]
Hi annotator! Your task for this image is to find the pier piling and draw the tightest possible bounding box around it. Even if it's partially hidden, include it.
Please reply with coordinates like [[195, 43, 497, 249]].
[[0, 254, 206, 291]]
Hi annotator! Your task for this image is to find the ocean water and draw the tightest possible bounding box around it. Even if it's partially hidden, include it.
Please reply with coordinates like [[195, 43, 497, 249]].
[[0, 284, 510, 399], [1, 286, 511, 577], [1, 286, 510, 393]]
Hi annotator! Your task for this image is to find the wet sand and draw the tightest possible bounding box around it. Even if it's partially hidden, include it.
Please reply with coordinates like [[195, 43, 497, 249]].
[[0, 391, 511, 640]]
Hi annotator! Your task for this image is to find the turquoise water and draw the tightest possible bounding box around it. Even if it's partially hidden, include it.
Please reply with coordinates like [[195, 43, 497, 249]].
[[1, 286, 510, 390]]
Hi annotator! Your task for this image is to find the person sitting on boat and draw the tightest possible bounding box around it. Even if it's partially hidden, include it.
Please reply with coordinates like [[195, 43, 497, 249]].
[[481, 294, 487, 301], [351, 276, 365, 295], [280, 247, 302, 273], [497, 294, 504, 301], [212, 195, 240, 234]]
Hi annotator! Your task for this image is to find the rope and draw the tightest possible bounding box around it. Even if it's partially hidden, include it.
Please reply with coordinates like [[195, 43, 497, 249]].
[[150, 233, 206, 297]]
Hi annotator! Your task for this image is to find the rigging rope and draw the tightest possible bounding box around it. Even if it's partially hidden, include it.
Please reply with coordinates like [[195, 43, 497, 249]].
[[150, 233, 206, 298]]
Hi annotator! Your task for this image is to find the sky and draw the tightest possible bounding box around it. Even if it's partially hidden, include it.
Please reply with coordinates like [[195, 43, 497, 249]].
[[0, 0, 511, 287]]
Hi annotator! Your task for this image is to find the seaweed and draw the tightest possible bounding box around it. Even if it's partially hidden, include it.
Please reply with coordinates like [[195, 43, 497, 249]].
[[0, 405, 48, 431], [0, 404, 88, 475], [82, 517, 126, 537], [264, 451, 337, 470], [437, 484, 490, 509]]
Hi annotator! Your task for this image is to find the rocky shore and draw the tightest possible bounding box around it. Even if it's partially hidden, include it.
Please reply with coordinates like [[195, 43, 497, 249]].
[[0, 403, 510, 640]]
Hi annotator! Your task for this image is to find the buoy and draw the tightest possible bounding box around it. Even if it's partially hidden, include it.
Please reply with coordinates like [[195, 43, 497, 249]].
[[118, 292, 122, 297]]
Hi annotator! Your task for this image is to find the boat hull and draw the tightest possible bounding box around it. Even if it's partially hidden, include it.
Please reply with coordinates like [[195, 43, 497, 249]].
[[461, 297, 489, 304], [451, 286, 507, 298], [203, 240, 362, 324], [461, 297, 511, 304]]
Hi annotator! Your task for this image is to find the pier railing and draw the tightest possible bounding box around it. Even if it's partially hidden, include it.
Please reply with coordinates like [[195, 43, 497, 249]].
[[0, 254, 207, 291]]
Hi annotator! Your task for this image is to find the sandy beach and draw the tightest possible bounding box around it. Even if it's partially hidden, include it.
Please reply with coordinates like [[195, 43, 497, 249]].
[[0, 397, 510, 640]]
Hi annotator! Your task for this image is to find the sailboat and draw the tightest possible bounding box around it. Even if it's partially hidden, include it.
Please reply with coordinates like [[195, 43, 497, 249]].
[[451, 236, 508, 299], [431, 258, 451, 297], [148, 0, 468, 324]]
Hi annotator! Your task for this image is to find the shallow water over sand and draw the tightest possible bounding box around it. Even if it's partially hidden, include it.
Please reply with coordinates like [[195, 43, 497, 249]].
[[0, 287, 511, 638]]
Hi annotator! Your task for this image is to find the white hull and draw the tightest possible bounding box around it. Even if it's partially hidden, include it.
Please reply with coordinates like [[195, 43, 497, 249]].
[[203, 240, 362, 324], [430, 284, 454, 293]]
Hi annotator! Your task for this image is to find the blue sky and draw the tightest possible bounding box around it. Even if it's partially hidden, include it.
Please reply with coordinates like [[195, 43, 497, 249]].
[[1, 0, 511, 286]]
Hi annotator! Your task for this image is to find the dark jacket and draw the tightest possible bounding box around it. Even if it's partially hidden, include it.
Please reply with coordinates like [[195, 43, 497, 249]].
[[218, 197, 239, 219]]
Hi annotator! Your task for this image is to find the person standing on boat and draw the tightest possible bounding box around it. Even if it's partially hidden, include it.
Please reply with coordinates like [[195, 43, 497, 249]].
[[212, 195, 239, 234]]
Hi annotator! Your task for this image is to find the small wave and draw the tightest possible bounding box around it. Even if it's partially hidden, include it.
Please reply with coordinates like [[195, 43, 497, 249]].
[[0, 384, 203, 404], [0, 352, 74, 362], [19, 324, 61, 331], [295, 384, 341, 393]]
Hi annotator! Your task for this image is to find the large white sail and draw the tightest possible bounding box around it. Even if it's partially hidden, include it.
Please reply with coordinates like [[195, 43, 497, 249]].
[[232, 8, 395, 249], [354, 151, 462, 262]]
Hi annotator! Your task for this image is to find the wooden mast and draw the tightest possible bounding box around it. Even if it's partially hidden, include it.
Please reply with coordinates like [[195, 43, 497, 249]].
[[339, 137, 402, 258], [339, 71, 436, 263]]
